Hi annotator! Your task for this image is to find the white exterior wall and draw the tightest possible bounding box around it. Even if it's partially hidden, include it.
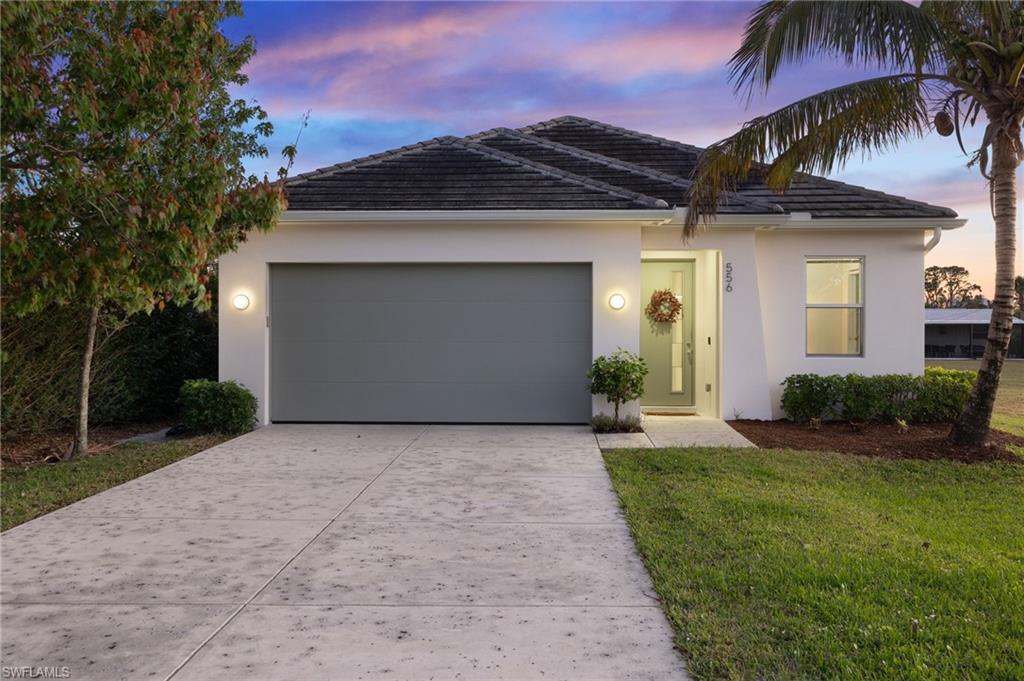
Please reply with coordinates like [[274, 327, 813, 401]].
[[753, 229, 925, 417], [643, 226, 927, 419], [221, 218, 930, 424], [219, 219, 643, 424]]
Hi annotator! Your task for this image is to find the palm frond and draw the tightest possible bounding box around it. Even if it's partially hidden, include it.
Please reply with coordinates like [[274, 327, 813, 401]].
[[686, 74, 939, 232], [731, 1, 946, 95]]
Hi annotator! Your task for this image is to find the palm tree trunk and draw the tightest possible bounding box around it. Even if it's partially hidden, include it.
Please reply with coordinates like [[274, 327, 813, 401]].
[[68, 305, 100, 459], [948, 134, 1019, 447]]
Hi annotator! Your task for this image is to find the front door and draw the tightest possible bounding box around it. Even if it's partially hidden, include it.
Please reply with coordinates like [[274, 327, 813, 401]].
[[640, 260, 696, 408]]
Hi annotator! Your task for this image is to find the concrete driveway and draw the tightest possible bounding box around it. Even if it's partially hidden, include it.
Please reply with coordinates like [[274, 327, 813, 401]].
[[1, 425, 687, 680]]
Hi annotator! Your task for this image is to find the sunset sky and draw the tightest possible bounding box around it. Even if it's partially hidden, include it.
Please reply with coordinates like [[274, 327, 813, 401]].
[[225, 1, 1022, 295]]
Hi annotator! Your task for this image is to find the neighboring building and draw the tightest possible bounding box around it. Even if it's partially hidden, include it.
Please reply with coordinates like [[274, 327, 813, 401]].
[[219, 115, 965, 423], [925, 308, 1024, 359]]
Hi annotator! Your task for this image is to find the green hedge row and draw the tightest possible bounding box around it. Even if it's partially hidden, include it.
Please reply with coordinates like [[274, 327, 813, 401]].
[[1, 298, 217, 438], [780, 367, 975, 423]]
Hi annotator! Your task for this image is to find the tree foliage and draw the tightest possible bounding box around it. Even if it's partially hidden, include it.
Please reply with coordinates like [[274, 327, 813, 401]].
[[687, 1, 1024, 228], [1, 1, 285, 316], [687, 1, 1023, 448], [925, 265, 987, 308], [587, 349, 648, 423]]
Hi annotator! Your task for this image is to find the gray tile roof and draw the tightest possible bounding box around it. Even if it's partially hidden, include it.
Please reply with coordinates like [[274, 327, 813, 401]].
[[284, 115, 958, 219]]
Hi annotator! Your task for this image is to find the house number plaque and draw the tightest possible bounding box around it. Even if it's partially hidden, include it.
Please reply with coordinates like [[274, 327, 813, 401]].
[[724, 262, 734, 293]]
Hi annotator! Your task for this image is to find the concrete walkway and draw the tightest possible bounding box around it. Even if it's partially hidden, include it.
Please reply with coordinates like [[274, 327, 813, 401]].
[[596, 416, 755, 449], [1, 425, 688, 681]]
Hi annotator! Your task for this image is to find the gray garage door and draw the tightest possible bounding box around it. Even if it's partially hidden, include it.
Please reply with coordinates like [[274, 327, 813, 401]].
[[270, 263, 592, 423]]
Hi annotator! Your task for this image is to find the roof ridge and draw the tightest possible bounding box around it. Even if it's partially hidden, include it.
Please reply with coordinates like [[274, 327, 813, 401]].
[[518, 115, 708, 156], [521, 116, 955, 217], [283, 135, 462, 185], [469, 127, 783, 213], [448, 138, 668, 209]]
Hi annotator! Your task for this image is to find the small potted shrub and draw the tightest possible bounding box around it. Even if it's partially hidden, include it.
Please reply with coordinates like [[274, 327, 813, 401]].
[[587, 349, 647, 432]]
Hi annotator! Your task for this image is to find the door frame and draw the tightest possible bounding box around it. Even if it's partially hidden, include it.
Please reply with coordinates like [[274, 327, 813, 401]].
[[639, 250, 722, 417]]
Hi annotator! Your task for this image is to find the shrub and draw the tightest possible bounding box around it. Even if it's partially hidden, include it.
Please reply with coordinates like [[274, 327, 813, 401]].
[[779, 374, 841, 423], [917, 367, 975, 422], [780, 369, 975, 424], [1, 288, 217, 438], [179, 380, 257, 435], [587, 349, 648, 424], [591, 414, 643, 433]]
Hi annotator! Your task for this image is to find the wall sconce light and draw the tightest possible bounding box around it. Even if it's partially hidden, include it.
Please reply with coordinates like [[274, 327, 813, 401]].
[[232, 294, 250, 311], [608, 293, 626, 310]]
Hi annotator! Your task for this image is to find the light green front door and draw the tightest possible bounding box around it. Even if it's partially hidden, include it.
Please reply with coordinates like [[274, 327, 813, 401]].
[[640, 260, 696, 407]]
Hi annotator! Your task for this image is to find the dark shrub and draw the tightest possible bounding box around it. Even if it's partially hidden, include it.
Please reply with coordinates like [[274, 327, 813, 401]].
[[1, 286, 217, 437], [780, 369, 975, 424], [180, 380, 257, 435], [779, 374, 841, 423]]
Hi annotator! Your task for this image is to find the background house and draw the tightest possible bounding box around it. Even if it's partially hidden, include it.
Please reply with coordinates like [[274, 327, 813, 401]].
[[925, 308, 1024, 359]]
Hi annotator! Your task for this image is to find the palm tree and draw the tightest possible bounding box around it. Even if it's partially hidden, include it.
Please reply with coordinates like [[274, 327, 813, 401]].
[[687, 1, 1022, 447]]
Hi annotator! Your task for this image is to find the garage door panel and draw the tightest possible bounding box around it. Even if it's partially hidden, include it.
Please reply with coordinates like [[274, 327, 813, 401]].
[[272, 338, 591, 384], [272, 301, 590, 343], [270, 264, 592, 423], [272, 263, 590, 303], [272, 379, 591, 423]]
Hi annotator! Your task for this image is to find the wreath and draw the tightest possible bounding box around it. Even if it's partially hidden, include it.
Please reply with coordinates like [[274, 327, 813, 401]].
[[645, 288, 682, 323]]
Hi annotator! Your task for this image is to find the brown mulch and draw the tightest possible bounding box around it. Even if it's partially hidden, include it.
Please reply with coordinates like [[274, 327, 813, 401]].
[[1, 419, 176, 468], [729, 420, 1024, 463]]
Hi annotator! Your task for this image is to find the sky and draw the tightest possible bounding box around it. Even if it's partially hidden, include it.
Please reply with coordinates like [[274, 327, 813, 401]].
[[223, 1, 1022, 296]]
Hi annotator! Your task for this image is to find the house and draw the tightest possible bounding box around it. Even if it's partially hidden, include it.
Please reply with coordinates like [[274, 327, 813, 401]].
[[925, 308, 1024, 359], [219, 115, 965, 424]]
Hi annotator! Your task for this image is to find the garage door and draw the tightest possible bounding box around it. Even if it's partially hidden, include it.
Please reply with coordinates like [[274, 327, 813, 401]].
[[269, 263, 592, 423]]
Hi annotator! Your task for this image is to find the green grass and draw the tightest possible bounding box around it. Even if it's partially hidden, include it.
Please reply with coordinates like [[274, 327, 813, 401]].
[[1, 435, 228, 531], [604, 447, 1024, 680], [927, 359, 1024, 436]]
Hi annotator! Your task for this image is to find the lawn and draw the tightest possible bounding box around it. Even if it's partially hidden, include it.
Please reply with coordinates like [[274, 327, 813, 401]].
[[604, 447, 1024, 681], [1, 435, 227, 531], [927, 359, 1024, 437]]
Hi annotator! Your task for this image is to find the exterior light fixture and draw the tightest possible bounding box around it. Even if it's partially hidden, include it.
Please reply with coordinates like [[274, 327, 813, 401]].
[[608, 293, 626, 310], [232, 294, 250, 311]]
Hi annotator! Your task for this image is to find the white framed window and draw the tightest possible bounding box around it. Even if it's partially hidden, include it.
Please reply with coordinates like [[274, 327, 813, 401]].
[[805, 257, 863, 356]]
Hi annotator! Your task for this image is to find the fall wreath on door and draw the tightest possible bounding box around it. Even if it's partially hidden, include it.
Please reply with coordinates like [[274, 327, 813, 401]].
[[645, 288, 682, 323]]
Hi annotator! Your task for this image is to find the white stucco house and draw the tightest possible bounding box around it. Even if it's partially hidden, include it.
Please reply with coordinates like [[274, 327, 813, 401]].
[[219, 115, 965, 424]]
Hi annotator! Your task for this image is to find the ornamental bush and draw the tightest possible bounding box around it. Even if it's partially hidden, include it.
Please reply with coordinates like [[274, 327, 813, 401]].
[[587, 349, 648, 426], [180, 380, 257, 435], [780, 368, 975, 424]]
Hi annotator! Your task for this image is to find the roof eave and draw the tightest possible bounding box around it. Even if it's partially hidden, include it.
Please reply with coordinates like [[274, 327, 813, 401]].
[[278, 209, 678, 224]]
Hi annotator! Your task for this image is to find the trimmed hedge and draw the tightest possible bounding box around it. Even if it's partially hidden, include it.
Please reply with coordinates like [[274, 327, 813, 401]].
[[179, 380, 257, 435], [781, 367, 975, 424], [1, 295, 217, 438]]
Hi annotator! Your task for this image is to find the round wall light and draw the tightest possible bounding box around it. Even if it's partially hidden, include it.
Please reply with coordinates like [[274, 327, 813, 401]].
[[608, 293, 626, 310], [232, 294, 250, 311]]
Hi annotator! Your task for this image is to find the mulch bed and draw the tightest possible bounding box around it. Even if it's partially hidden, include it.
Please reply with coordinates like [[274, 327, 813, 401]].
[[1, 419, 175, 468], [729, 420, 1023, 463]]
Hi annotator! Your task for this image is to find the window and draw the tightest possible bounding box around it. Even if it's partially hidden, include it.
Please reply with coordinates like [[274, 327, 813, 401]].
[[805, 257, 863, 356]]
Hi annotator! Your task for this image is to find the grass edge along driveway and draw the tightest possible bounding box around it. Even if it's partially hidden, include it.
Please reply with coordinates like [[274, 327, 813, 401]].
[[604, 446, 1024, 681], [2, 435, 228, 531]]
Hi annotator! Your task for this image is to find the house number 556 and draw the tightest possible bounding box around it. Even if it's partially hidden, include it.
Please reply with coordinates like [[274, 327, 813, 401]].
[[724, 262, 734, 293]]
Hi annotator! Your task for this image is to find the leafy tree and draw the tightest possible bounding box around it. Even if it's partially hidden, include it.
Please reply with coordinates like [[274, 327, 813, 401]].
[[686, 1, 1023, 447], [925, 265, 985, 307], [587, 349, 648, 424], [1, 2, 293, 457]]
